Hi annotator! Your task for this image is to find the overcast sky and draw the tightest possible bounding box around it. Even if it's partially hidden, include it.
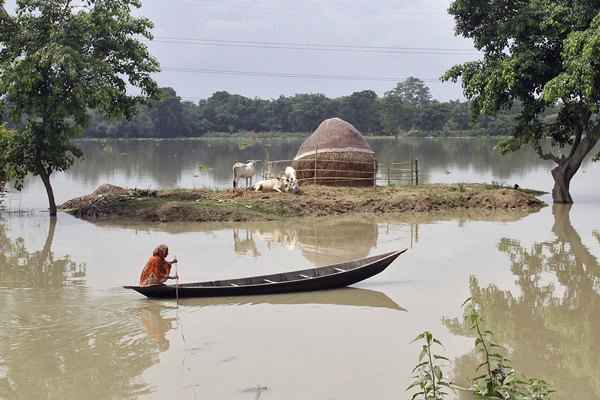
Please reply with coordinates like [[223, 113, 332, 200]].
[[8, 0, 481, 101]]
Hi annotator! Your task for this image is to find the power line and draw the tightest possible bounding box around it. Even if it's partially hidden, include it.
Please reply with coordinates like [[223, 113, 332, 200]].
[[176, 1, 449, 16], [160, 67, 443, 83], [152, 36, 478, 55]]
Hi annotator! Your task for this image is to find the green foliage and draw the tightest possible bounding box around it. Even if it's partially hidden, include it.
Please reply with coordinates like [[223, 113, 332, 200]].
[[0, 124, 11, 181], [443, 0, 600, 201], [0, 121, 82, 191], [407, 331, 452, 400], [0, 0, 159, 213], [414, 298, 554, 400], [381, 77, 432, 136]]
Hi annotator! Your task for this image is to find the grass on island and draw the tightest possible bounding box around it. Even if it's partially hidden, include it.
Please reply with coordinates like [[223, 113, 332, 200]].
[[60, 183, 547, 223]]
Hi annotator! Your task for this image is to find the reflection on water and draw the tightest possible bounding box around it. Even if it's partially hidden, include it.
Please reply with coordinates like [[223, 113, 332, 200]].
[[0, 291, 159, 399], [0, 219, 158, 399], [177, 288, 405, 311], [139, 303, 176, 353], [233, 216, 380, 265], [0, 219, 85, 288], [445, 205, 600, 400], [233, 229, 261, 257]]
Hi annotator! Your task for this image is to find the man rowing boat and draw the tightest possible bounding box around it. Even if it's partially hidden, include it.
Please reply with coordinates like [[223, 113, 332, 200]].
[[139, 244, 178, 286]]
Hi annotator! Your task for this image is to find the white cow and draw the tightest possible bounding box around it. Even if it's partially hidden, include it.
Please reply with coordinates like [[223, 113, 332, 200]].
[[232, 161, 257, 189], [253, 177, 289, 193], [284, 166, 300, 193]]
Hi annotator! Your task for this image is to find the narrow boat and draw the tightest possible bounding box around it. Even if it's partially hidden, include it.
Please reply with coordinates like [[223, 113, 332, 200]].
[[124, 249, 406, 299]]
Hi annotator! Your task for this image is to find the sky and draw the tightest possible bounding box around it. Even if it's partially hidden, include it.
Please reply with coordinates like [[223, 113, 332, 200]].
[[6, 0, 481, 102]]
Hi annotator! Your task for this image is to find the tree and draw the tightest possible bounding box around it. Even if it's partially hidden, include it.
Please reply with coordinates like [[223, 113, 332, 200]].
[[443, 1, 600, 203], [418, 101, 452, 132], [380, 92, 408, 137], [337, 90, 382, 134], [381, 77, 432, 136], [288, 94, 335, 132], [388, 77, 432, 108], [148, 88, 191, 137], [0, 0, 159, 216]]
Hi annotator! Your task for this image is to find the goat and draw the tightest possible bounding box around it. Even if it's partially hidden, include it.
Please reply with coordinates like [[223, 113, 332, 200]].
[[232, 161, 256, 189], [283, 166, 300, 193], [253, 177, 289, 193]]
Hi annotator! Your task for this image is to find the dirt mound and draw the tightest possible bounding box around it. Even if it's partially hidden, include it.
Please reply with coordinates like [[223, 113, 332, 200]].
[[61, 183, 546, 223], [60, 184, 158, 218]]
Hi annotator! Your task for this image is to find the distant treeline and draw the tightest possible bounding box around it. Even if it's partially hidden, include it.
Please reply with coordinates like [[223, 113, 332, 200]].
[[80, 78, 525, 138]]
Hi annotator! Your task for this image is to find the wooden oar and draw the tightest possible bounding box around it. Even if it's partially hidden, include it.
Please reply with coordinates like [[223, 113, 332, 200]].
[[174, 259, 180, 306]]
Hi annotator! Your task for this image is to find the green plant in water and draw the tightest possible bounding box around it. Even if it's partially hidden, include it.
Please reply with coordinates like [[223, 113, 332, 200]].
[[461, 298, 554, 400], [410, 299, 554, 400], [407, 331, 451, 400]]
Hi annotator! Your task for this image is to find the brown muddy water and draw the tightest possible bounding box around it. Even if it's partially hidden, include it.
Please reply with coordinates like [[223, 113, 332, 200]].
[[1, 138, 600, 400]]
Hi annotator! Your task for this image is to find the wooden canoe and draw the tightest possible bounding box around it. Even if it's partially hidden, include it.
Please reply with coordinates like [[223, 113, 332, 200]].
[[124, 249, 406, 299]]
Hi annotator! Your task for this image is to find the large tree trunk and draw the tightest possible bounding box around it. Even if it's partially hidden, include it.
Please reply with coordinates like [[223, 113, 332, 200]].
[[39, 169, 57, 217], [551, 163, 574, 204], [550, 135, 598, 204]]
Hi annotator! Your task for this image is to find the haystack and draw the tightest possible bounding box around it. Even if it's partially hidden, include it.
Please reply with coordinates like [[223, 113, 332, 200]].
[[292, 118, 376, 187]]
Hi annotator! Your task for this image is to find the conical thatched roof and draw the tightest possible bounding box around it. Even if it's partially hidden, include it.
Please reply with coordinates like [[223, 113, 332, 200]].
[[294, 118, 374, 160]]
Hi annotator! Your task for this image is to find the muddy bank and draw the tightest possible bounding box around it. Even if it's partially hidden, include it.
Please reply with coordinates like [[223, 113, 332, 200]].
[[60, 183, 546, 223]]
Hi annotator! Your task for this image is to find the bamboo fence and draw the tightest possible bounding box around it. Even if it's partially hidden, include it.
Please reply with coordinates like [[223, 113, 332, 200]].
[[261, 157, 420, 186]]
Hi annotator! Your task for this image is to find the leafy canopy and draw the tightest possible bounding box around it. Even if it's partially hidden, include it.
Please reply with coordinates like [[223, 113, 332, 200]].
[[0, 0, 159, 187], [443, 0, 600, 161]]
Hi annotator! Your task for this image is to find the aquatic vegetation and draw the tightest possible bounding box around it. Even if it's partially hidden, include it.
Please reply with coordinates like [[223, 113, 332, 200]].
[[409, 299, 553, 400], [407, 331, 451, 400]]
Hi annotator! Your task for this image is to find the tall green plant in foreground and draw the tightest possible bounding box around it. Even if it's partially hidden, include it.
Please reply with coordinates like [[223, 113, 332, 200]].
[[408, 331, 451, 400], [408, 299, 553, 400], [0, 0, 159, 216]]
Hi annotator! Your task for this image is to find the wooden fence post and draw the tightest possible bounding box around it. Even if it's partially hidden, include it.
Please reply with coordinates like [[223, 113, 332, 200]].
[[410, 159, 414, 185], [387, 164, 391, 186], [314, 145, 318, 185], [415, 159, 419, 186], [373, 159, 377, 187]]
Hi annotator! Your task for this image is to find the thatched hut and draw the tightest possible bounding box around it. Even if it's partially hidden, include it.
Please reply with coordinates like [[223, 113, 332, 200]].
[[292, 118, 376, 186]]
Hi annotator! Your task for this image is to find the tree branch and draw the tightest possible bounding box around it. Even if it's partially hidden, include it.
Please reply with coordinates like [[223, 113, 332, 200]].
[[568, 133, 598, 167], [533, 141, 561, 164], [568, 129, 582, 159]]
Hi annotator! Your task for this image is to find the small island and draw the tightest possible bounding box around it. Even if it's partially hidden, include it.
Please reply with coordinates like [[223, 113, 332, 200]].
[[60, 183, 546, 223]]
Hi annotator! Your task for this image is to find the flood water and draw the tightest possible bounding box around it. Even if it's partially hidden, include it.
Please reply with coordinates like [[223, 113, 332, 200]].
[[1, 138, 600, 400]]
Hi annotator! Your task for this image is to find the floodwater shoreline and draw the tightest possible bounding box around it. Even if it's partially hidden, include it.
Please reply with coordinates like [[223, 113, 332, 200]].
[[60, 183, 546, 223]]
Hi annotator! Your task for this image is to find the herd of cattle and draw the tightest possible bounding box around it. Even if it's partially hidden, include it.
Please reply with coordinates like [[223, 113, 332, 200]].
[[232, 161, 300, 194]]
